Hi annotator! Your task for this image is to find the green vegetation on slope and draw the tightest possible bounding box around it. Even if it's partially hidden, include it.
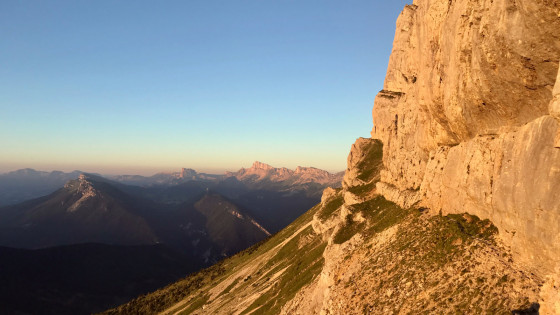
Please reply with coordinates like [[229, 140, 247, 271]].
[[333, 195, 411, 244], [345, 139, 383, 199], [179, 294, 210, 315], [101, 203, 325, 315], [240, 225, 326, 314], [335, 207, 536, 314], [318, 192, 344, 221], [355, 139, 383, 182], [347, 181, 376, 196]]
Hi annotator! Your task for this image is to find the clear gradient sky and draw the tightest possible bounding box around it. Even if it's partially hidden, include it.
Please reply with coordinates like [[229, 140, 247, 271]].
[[0, 1, 410, 175]]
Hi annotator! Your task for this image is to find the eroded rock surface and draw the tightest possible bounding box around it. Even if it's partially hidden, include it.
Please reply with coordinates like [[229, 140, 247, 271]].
[[371, 0, 560, 287]]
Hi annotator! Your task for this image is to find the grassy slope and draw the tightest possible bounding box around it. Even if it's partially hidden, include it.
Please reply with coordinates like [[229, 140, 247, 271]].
[[102, 139, 541, 315], [101, 200, 324, 315]]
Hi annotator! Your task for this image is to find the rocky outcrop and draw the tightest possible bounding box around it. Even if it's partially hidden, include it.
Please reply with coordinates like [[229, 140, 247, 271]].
[[370, 0, 560, 310], [179, 168, 197, 179], [64, 174, 99, 212], [230, 161, 293, 182], [342, 138, 378, 188]]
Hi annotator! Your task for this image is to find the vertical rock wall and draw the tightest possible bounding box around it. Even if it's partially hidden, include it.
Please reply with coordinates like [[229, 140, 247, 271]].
[[371, 0, 560, 277]]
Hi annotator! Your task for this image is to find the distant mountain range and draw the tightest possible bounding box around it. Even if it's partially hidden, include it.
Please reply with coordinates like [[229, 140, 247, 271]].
[[0, 162, 342, 206], [226, 161, 344, 186], [0, 168, 86, 207], [0, 173, 270, 260], [112, 161, 343, 190], [0, 162, 342, 314], [111, 167, 220, 187]]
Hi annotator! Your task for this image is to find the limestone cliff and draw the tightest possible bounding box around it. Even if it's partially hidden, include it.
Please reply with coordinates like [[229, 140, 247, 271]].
[[371, 0, 560, 292]]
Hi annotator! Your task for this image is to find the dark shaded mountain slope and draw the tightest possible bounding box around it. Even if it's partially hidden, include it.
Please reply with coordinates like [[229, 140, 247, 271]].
[[0, 243, 195, 315], [0, 174, 161, 249], [0, 174, 271, 265], [193, 193, 270, 256]]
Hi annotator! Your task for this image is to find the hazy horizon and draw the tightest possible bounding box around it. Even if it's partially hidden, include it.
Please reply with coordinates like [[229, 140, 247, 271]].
[[1, 1, 410, 175], [0, 159, 347, 177]]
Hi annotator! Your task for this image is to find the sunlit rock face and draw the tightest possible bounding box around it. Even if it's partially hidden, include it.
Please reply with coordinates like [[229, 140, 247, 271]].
[[228, 161, 343, 185], [371, 0, 560, 286]]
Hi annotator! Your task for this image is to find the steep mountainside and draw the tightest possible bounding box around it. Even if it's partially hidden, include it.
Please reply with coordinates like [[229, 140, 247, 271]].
[[193, 194, 271, 257], [0, 174, 269, 265], [105, 139, 544, 314], [369, 0, 560, 308], [0, 174, 160, 248]]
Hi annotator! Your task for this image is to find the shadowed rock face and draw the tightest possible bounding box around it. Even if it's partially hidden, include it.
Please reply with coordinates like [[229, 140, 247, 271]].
[[370, 0, 560, 312]]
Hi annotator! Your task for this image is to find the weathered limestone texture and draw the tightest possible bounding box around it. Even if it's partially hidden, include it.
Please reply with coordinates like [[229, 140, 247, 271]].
[[342, 138, 376, 189], [550, 61, 560, 147], [371, 0, 560, 284], [420, 116, 560, 271]]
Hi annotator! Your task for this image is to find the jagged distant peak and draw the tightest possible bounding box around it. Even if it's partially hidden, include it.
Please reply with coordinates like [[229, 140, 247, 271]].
[[294, 166, 326, 174], [59, 174, 100, 212], [65, 173, 95, 189], [245, 161, 333, 174], [61, 173, 119, 196], [228, 161, 343, 186], [179, 167, 197, 178], [249, 161, 275, 170]]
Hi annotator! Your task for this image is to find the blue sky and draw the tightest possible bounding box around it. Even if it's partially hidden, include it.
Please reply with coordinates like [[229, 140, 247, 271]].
[[0, 1, 410, 175]]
